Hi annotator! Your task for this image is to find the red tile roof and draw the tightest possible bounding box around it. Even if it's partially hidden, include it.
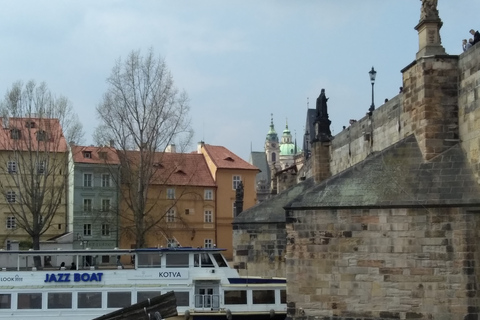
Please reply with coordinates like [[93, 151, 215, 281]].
[[203, 144, 259, 171], [0, 117, 68, 152], [123, 151, 216, 187], [72, 145, 120, 165]]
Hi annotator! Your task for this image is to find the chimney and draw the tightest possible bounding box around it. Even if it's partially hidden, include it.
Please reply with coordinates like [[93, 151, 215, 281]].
[[109, 140, 114, 148], [165, 144, 176, 153], [197, 141, 204, 154]]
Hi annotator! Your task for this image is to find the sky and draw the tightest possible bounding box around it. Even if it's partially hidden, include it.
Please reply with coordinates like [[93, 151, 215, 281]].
[[1, 1, 479, 161]]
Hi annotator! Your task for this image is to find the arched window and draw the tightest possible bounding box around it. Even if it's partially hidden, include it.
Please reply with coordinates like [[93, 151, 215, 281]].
[[271, 152, 276, 162]]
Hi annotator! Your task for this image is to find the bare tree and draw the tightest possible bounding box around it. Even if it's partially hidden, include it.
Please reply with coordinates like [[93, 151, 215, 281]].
[[95, 49, 193, 248], [0, 80, 84, 264]]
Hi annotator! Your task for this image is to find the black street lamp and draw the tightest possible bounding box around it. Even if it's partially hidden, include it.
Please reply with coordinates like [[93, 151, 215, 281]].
[[369, 66, 377, 114]]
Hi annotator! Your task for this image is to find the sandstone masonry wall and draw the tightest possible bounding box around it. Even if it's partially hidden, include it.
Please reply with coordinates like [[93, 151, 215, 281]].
[[459, 44, 480, 179], [233, 222, 286, 278], [286, 207, 480, 320], [330, 95, 405, 176]]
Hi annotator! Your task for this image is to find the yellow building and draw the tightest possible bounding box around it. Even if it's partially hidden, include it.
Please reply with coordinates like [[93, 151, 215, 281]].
[[118, 151, 218, 250], [199, 143, 259, 260], [0, 117, 69, 248]]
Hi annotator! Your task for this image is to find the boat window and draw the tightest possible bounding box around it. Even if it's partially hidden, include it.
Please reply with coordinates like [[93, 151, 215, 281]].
[[137, 291, 161, 303], [166, 253, 189, 268], [78, 292, 102, 308], [17, 293, 42, 309], [137, 253, 161, 268], [252, 290, 275, 304], [224, 290, 247, 304], [194, 254, 199, 267], [200, 253, 214, 267], [281, 290, 286, 304], [0, 294, 11, 309], [174, 292, 189, 306], [212, 253, 228, 267], [107, 292, 131, 308], [48, 292, 72, 309]]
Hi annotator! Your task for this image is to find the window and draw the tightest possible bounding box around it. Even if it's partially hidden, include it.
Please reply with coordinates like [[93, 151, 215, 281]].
[[204, 210, 213, 223], [272, 152, 276, 162], [83, 173, 92, 187], [281, 290, 287, 304], [7, 161, 16, 174], [83, 199, 92, 213], [10, 129, 21, 140], [48, 292, 72, 309], [204, 189, 213, 200], [36, 130, 47, 142], [174, 292, 189, 307], [25, 121, 35, 128], [0, 293, 11, 309], [166, 253, 189, 268], [101, 199, 110, 212], [166, 209, 175, 222], [137, 292, 161, 303], [252, 290, 275, 304], [6, 191, 16, 203], [83, 224, 91, 236], [102, 224, 110, 236], [107, 292, 131, 308], [36, 161, 46, 174], [212, 253, 228, 267], [204, 239, 213, 248], [83, 151, 92, 159], [102, 174, 110, 187], [17, 293, 42, 309], [6, 216, 15, 229], [233, 202, 236, 217], [233, 175, 241, 190], [78, 292, 102, 309], [167, 188, 175, 199], [224, 291, 247, 305]]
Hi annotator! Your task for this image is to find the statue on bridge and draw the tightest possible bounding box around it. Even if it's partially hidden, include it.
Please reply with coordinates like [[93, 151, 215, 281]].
[[420, 0, 439, 20], [316, 89, 329, 119]]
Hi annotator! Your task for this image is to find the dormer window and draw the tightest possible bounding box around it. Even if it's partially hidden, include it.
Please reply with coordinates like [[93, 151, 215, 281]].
[[224, 157, 234, 162], [10, 128, 21, 140], [36, 130, 47, 141], [25, 121, 35, 128], [83, 151, 92, 159]]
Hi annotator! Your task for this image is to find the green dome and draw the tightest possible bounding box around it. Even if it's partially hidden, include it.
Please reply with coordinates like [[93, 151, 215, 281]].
[[280, 143, 296, 155]]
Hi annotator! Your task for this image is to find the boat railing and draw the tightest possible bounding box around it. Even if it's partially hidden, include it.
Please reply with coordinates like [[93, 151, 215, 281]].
[[194, 294, 220, 310]]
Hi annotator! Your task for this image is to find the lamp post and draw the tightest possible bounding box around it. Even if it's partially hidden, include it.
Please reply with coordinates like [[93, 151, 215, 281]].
[[369, 66, 377, 114]]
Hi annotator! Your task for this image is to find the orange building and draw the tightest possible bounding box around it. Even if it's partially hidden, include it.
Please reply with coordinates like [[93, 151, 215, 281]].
[[198, 143, 259, 260], [118, 151, 217, 250]]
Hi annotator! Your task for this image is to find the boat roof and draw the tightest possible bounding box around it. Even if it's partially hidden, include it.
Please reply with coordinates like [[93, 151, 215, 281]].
[[0, 247, 226, 256]]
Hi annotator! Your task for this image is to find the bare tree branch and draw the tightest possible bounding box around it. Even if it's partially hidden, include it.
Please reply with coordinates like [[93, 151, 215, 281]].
[[0, 80, 84, 265], [95, 49, 193, 248]]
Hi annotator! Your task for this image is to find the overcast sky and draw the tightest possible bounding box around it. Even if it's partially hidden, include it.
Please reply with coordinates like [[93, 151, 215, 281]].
[[1, 1, 479, 160]]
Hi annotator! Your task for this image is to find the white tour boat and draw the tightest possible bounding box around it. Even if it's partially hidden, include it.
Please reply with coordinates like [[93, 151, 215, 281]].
[[0, 247, 286, 319]]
